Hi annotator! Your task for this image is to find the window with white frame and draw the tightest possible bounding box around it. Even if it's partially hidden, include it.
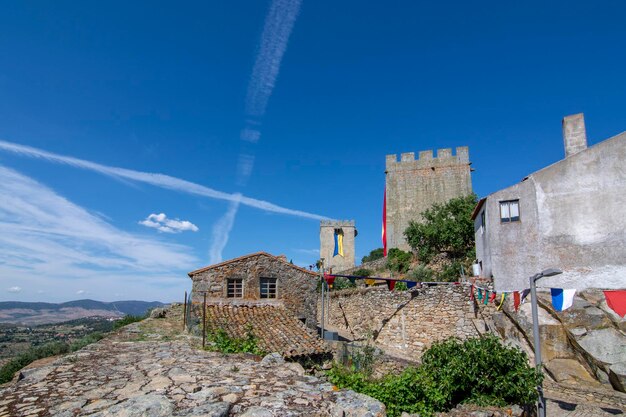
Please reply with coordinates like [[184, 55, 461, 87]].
[[260, 277, 277, 299], [499, 200, 520, 223], [227, 278, 243, 298]]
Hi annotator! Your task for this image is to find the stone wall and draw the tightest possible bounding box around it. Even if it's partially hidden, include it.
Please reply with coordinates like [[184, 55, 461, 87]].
[[319, 284, 495, 361], [385, 147, 473, 251], [190, 253, 318, 328], [320, 220, 357, 272]]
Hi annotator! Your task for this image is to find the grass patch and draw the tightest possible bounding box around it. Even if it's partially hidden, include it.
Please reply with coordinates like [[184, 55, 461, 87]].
[[205, 325, 266, 356]]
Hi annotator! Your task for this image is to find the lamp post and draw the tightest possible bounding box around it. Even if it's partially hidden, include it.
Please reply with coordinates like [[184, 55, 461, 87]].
[[529, 268, 562, 417], [319, 258, 325, 340]]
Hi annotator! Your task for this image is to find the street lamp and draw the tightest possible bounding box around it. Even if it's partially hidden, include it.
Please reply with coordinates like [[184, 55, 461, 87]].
[[529, 268, 562, 417]]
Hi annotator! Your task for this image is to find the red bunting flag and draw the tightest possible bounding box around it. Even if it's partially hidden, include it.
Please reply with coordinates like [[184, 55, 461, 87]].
[[513, 291, 520, 312], [469, 284, 475, 301], [489, 291, 496, 303], [387, 280, 396, 291], [604, 290, 626, 318], [324, 274, 335, 287]]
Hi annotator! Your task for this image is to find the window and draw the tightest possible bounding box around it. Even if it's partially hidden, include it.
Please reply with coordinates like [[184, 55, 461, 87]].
[[227, 278, 243, 298], [260, 277, 277, 299], [500, 200, 520, 223], [480, 210, 486, 234]]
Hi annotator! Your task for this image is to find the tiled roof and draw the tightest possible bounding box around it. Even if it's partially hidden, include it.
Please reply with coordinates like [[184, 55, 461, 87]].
[[202, 304, 330, 359], [188, 251, 318, 277]]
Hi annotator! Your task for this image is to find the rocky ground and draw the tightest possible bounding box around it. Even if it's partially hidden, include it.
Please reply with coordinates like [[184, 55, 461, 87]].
[[0, 305, 384, 417], [1, 304, 624, 417]]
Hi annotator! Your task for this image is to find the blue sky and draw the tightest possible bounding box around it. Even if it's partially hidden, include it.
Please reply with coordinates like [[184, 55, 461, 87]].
[[1, 1, 625, 302]]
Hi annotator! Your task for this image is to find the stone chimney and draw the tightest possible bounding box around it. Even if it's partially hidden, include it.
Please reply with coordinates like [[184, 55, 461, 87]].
[[562, 113, 588, 157]]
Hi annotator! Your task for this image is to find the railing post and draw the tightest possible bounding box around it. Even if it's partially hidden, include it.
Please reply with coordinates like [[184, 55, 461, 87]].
[[183, 290, 187, 331]]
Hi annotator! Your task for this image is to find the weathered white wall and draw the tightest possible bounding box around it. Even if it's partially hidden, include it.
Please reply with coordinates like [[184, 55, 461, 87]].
[[477, 132, 626, 291]]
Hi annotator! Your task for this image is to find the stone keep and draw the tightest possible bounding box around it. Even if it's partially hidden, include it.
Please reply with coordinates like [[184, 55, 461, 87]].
[[319, 220, 357, 273], [385, 147, 473, 251]]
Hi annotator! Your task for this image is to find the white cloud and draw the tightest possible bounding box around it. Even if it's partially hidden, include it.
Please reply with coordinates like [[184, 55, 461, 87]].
[[0, 140, 328, 221], [139, 213, 199, 234], [0, 165, 198, 301], [76, 290, 86, 295], [294, 248, 320, 256], [7, 286, 21, 293]]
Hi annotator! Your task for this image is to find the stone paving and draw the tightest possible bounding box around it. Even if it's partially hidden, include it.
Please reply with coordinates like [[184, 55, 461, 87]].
[[0, 304, 624, 417]]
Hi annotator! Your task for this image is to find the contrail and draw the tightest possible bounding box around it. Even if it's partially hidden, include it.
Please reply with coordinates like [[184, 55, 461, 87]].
[[208, 195, 241, 264], [0, 139, 328, 221], [245, 0, 303, 119]]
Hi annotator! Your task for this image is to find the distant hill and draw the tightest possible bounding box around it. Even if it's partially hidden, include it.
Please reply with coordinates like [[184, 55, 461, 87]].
[[0, 299, 165, 325]]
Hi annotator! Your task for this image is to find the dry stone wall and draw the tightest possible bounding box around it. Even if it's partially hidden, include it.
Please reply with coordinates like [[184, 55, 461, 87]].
[[319, 284, 496, 360]]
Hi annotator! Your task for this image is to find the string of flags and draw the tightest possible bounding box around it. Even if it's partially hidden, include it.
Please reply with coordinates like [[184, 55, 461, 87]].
[[323, 272, 626, 318]]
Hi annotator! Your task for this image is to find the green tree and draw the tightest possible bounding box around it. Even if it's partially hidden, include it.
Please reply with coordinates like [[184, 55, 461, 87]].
[[404, 194, 477, 263], [362, 248, 385, 264], [387, 248, 412, 274]]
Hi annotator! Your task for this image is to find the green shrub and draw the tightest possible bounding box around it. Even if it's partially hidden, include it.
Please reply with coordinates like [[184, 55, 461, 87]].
[[0, 341, 70, 384], [409, 265, 434, 282], [327, 335, 541, 417], [437, 261, 463, 282], [113, 314, 146, 330], [394, 281, 408, 291], [70, 332, 105, 352], [352, 268, 373, 277], [362, 248, 385, 264], [332, 276, 357, 291], [206, 325, 266, 356], [387, 248, 412, 274]]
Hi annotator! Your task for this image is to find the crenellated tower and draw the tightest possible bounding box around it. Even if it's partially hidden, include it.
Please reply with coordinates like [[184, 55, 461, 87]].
[[319, 220, 357, 273], [385, 147, 472, 251]]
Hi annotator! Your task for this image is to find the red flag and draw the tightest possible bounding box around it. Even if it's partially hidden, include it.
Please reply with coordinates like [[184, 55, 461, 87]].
[[513, 291, 520, 312], [324, 273, 335, 287], [604, 290, 626, 318], [382, 187, 387, 257], [386, 280, 395, 291], [469, 284, 475, 301], [489, 291, 496, 303]]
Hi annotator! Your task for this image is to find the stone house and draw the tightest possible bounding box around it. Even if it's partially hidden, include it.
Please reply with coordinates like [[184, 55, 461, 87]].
[[188, 252, 319, 329], [472, 114, 626, 292]]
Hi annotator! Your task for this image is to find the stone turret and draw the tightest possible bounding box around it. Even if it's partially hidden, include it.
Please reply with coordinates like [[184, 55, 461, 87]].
[[319, 220, 357, 273]]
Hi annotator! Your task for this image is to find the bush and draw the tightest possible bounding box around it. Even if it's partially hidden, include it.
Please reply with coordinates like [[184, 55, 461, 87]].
[[206, 325, 266, 356], [70, 332, 105, 352], [362, 248, 385, 264], [0, 341, 70, 384], [387, 248, 412, 274], [327, 335, 541, 417], [113, 314, 146, 330], [409, 265, 434, 282], [331, 276, 357, 291], [352, 268, 373, 277]]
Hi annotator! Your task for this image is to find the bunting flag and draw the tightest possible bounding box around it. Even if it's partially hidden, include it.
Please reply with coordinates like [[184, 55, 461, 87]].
[[489, 291, 496, 303], [513, 291, 520, 312], [406, 281, 418, 289], [550, 288, 576, 312], [496, 293, 506, 311], [477, 288, 483, 301], [333, 230, 344, 257], [387, 280, 396, 291], [324, 274, 336, 287], [483, 290, 489, 305], [520, 288, 531, 304], [382, 187, 387, 257], [469, 284, 475, 301], [348, 277, 356, 285], [603, 290, 626, 318], [365, 278, 376, 286]]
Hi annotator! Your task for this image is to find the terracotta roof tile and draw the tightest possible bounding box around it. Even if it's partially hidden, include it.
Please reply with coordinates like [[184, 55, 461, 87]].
[[188, 252, 318, 277], [202, 304, 330, 358]]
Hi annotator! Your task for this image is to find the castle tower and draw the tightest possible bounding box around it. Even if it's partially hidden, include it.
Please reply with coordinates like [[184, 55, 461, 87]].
[[385, 147, 472, 251], [319, 220, 357, 272]]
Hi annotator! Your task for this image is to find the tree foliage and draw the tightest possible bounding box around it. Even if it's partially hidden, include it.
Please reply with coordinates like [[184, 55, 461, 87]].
[[362, 248, 385, 264], [387, 248, 412, 274], [404, 194, 477, 263]]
